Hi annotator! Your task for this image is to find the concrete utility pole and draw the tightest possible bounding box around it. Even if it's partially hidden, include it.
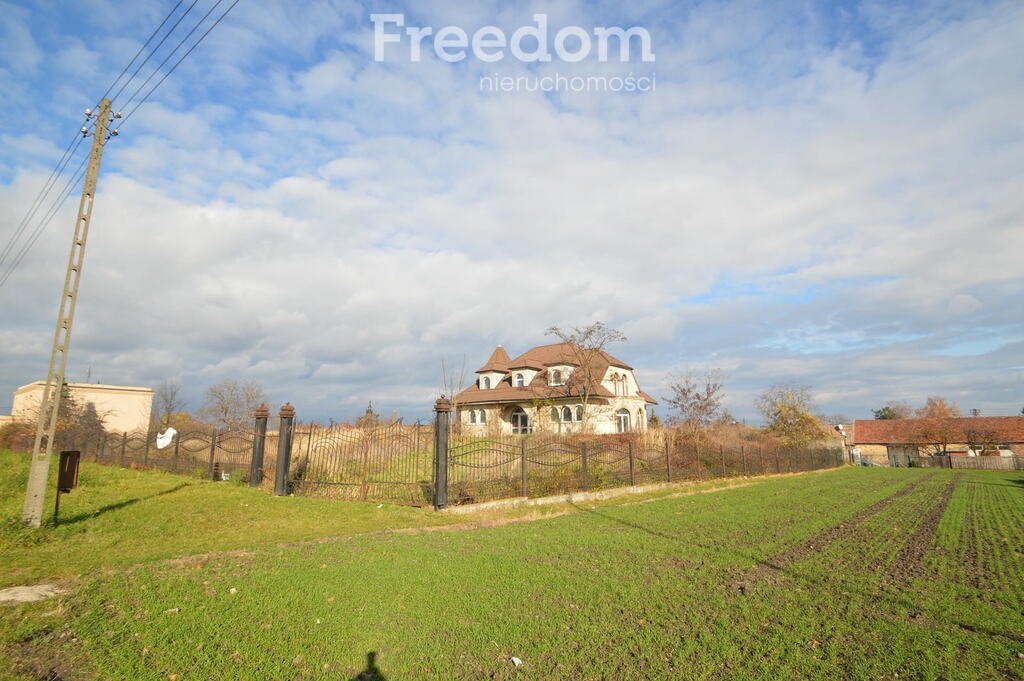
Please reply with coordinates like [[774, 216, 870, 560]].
[[22, 99, 113, 527]]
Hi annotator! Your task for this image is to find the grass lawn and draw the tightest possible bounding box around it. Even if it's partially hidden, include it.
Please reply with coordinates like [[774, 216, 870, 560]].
[[2, 451, 1023, 679]]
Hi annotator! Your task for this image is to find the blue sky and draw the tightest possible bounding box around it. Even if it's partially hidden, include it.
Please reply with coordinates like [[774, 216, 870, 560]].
[[1, 0, 1022, 424]]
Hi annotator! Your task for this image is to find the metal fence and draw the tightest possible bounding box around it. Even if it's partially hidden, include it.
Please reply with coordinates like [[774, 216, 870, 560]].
[[67, 405, 846, 509], [285, 421, 434, 505], [446, 431, 844, 505], [82, 427, 257, 480]]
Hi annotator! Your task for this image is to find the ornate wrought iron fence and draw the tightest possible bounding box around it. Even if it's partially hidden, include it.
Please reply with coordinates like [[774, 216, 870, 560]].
[[446, 431, 844, 505], [81, 427, 255, 480], [285, 421, 434, 505]]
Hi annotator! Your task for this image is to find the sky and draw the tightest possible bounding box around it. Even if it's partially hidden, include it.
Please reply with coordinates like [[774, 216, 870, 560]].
[[0, 0, 1022, 424]]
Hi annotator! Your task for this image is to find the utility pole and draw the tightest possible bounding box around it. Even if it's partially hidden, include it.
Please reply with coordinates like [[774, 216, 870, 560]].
[[22, 99, 114, 527]]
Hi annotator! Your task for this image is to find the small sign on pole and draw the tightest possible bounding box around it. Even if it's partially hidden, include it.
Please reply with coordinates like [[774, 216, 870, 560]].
[[54, 450, 81, 524]]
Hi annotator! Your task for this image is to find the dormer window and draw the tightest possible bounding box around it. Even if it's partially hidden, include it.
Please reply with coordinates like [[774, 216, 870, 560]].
[[481, 376, 491, 389], [514, 373, 525, 387], [550, 369, 563, 386]]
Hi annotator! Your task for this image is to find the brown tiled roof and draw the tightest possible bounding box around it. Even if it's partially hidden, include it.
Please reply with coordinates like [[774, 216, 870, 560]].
[[475, 346, 511, 373], [852, 416, 1024, 445], [457, 342, 646, 405], [508, 342, 634, 371], [638, 390, 658, 405]]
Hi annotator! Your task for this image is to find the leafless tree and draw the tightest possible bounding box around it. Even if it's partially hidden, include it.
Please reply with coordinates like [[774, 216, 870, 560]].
[[199, 379, 267, 430], [665, 369, 725, 440], [872, 400, 913, 420], [965, 426, 1001, 454], [913, 420, 958, 456], [440, 356, 468, 433], [153, 380, 186, 429], [546, 322, 627, 431]]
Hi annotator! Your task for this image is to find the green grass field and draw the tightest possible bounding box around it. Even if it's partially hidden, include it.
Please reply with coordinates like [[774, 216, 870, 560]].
[[2, 451, 1022, 680]]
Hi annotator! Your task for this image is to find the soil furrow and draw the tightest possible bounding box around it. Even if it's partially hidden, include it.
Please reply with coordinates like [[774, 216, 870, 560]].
[[887, 474, 960, 581], [740, 474, 933, 587]]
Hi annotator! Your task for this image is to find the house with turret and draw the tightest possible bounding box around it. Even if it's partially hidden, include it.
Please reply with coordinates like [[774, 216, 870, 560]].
[[454, 342, 656, 435]]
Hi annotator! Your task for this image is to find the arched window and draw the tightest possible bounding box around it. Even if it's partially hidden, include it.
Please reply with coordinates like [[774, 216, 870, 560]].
[[551, 369, 562, 386], [575, 405, 583, 422], [636, 409, 644, 428], [514, 373, 525, 387], [615, 408, 631, 433], [561, 406, 572, 423], [479, 409, 487, 424], [511, 407, 531, 434], [469, 410, 477, 424], [550, 406, 559, 421], [482, 376, 491, 389]]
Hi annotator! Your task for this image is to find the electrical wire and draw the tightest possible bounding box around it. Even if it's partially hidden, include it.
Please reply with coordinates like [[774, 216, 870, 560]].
[[116, 0, 234, 122], [0, 129, 85, 270], [98, 0, 188, 106], [0, 0, 244, 292], [108, 0, 202, 107], [0, 149, 91, 290]]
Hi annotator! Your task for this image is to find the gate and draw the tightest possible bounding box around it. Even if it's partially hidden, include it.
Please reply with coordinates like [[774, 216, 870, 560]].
[[287, 421, 434, 505]]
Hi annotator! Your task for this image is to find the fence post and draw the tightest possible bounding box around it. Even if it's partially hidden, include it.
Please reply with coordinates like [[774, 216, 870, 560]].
[[208, 429, 218, 480], [172, 433, 180, 473], [628, 439, 636, 486], [432, 397, 450, 509], [250, 404, 269, 487], [520, 439, 528, 497], [143, 429, 150, 468], [97, 436, 105, 463], [274, 403, 296, 497], [719, 444, 726, 478], [580, 441, 589, 492], [665, 432, 672, 483], [774, 449, 781, 474], [695, 443, 703, 480], [741, 445, 746, 476], [120, 432, 127, 467]]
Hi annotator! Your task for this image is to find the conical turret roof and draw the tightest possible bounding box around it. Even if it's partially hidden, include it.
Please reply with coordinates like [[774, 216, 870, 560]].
[[475, 345, 511, 373]]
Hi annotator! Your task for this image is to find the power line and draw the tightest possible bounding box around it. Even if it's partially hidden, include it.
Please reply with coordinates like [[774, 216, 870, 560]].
[[108, 0, 202, 107], [0, 149, 91, 290], [98, 0, 189, 105], [0, 129, 85, 271], [0, 0, 244, 292], [117, 0, 235, 123]]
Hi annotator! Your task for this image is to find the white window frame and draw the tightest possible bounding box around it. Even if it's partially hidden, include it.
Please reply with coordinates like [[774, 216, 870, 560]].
[[615, 408, 630, 433]]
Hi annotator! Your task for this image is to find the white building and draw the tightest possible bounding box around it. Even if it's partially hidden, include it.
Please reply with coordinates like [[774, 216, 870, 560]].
[[455, 342, 656, 435], [10, 381, 154, 433]]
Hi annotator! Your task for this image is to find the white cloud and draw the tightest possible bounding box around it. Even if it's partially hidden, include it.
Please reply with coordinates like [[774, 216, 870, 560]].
[[0, 1, 1022, 423]]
